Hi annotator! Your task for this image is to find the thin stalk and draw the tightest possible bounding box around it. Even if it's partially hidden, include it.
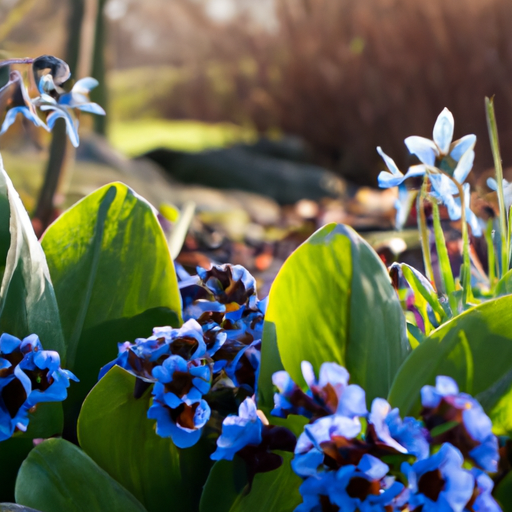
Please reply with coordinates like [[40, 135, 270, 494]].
[[485, 220, 496, 290], [432, 202, 457, 314], [417, 178, 436, 288], [485, 97, 508, 276], [0, 58, 33, 67], [438, 170, 472, 304]]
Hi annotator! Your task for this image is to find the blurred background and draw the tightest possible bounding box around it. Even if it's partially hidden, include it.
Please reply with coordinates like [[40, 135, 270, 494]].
[[0, 0, 511, 280]]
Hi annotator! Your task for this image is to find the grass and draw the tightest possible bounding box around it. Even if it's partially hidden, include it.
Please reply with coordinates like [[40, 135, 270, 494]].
[[108, 118, 257, 157]]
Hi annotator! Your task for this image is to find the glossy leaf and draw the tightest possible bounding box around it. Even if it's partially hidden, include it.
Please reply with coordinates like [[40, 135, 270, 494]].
[[495, 469, 512, 512], [0, 156, 65, 355], [15, 438, 147, 512], [388, 294, 512, 434], [41, 183, 182, 429], [262, 223, 409, 403], [0, 438, 34, 503], [78, 366, 210, 512], [199, 452, 301, 512]]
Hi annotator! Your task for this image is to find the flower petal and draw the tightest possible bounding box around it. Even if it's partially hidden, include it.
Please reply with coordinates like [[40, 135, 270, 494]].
[[433, 108, 455, 155], [404, 136, 438, 166]]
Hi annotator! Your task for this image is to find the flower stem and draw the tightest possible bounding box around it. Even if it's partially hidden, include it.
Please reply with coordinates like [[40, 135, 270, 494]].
[[485, 96, 508, 277], [0, 58, 33, 68], [418, 178, 436, 288]]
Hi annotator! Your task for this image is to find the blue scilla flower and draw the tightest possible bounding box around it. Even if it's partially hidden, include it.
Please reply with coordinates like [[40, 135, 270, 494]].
[[272, 361, 367, 420], [466, 469, 502, 512], [0, 70, 48, 136], [293, 414, 365, 477], [211, 397, 263, 461], [487, 177, 512, 210], [0, 333, 77, 440], [367, 398, 429, 460], [148, 397, 211, 449], [152, 355, 211, 408], [401, 443, 474, 512], [153, 319, 209, 360], [328, 454, 404, 512], [98, 336, 170, 382], [148, 356, 211, 448], [421, 376, 499, 473], [294, 471, 337, 512], [403, 108, 476, 168], [197, 264, 258, 308]]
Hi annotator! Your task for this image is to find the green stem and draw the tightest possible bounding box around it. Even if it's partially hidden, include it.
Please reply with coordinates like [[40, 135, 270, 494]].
[[438, 170, 472, 304], [485, 97, 508, 276], [418, 178, 436, 288]]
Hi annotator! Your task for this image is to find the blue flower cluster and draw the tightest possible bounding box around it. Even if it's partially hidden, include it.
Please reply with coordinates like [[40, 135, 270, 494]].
[[0, 55, 104, 147], [0, 333, 77, 440], [377, 107, 482, 235], [274, 364, 501, 512], [101, 263, 267, 448]]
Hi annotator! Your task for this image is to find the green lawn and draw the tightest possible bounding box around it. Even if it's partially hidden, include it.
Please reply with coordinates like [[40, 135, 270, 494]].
[[108, 119, 257, 157]]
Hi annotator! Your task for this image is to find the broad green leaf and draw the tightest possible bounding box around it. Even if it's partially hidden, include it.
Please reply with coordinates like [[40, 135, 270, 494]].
[[199, 452, 302, 512], [15, 438, 147, 512], [0, 438, 34, 502], [17, 403, 63, 440], [388, 294, 512, 434], [78, 366, 210, 512], [257, 321, 284, 409], [495, 469, 512, 512], [0, 156, 65, 356], [41, 183, 182, 428], [262, 223, 409, 403]]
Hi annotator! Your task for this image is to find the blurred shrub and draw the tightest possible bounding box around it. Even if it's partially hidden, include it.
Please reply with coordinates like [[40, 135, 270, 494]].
[[110, 0, 512, 184]]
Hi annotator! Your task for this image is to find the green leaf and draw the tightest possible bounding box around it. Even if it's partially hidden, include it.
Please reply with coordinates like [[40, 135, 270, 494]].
[[0, 438, 34, 503], [199, 452, 302, 512], [495, 268, 512, 297], [41, 183, 182, 429], [15, 438, 147, 512], [0, 156, 65, 356], [78, 366, 210, 512], [17, 403, 63, 440], [262, 223, 409, 403], [257, 321, 284, 409], [495, 468, 512, 512], [388, 294, 512, 434]]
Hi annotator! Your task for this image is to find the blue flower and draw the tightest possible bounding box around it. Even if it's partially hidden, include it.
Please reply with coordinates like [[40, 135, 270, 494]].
[[197, 264, 258, 308], [0, 70, 48, 136], [377, 146, 426, 188], [98, 337, 170, 382], [272, 361, 367, 420], [211, 397, 263, 461], [293, 414, 365, 477], [0, 333, 77, 441], [466, 469, 501, 512], [404, 108, 476, 166], [367, 398, 429, 460], [153, 319, 208, 360], [147, 398, 211, 449], [402, 443, 475, 512], [294, 471, 337, 512], [328, 454, 404, 512], [152, 355, 211, 408], [421, 376, 499, 473], [148, 355, 211, 447], [34, 75, 105, 148]]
